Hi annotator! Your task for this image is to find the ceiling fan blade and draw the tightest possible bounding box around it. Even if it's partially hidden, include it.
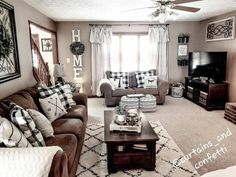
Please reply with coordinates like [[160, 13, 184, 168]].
[[174, 0, 202, 5], [173, 5, 200, 12], [121, 6, 156, 13]]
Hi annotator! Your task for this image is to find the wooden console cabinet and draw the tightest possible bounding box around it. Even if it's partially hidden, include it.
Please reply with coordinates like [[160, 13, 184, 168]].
[[184, 77, 228, 111]]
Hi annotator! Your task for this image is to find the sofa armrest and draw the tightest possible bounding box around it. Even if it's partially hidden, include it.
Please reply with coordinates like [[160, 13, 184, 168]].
[[155, 79, 169, 104], [158, 79, 170, 96], [100, 83, 113, 98], [49, 151, 69, 177], [72, 93, 87, 107]]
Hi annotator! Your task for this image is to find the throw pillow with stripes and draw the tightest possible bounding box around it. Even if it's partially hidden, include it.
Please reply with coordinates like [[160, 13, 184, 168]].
[[9, 103, 45, 147], [0, 116, 32, 148], [110, 72, 129, 88], [38, 83, 71, 109], [135, 70, 155, 88]]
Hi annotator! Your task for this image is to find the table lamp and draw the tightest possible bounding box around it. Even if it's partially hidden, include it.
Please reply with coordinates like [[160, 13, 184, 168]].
[[53, 64, 66, 84]]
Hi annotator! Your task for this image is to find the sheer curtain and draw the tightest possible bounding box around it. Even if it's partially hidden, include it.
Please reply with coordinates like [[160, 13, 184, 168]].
[[148, 25, 169, 81], [90, 26, 112, 94]]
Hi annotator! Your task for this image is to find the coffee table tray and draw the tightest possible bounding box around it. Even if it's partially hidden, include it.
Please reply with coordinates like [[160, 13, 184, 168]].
[[110, 120, 142, 133]]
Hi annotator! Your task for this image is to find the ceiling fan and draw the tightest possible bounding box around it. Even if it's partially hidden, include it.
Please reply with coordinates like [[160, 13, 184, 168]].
[[123, 0, 202, 23]]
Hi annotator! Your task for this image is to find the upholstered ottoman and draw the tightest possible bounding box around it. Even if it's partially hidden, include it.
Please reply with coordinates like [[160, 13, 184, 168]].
[[120, 96, 139, 110], [140, 94, 156, 112]]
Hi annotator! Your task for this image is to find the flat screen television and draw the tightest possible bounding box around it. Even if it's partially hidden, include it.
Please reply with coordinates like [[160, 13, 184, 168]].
[[188, 52, 227, 83]]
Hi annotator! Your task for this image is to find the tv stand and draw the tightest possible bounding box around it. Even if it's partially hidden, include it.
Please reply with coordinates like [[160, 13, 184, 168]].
[[184, 77, 228, 111]]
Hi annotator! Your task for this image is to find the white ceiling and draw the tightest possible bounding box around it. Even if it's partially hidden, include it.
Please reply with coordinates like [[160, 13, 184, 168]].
[[23, 0, 236, 22]]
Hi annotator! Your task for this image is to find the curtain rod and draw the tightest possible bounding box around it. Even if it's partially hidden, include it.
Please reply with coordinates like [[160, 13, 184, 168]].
[[89, 23, 169, 26]]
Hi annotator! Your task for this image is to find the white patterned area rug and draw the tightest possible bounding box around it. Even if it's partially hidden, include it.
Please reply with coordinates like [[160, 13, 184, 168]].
[[76, 121, 200, 177]]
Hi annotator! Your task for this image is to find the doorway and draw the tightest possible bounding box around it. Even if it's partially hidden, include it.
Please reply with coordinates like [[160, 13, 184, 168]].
[[29, 21, 58, 85]]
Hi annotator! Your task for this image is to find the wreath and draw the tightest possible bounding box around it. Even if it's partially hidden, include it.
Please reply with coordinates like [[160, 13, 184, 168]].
[[0, 22, 13, 59], [70, 41, 85, 56]]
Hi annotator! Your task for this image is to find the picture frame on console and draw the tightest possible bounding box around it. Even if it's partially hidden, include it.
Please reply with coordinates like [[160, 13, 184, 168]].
[[0, 0, 20, 84]]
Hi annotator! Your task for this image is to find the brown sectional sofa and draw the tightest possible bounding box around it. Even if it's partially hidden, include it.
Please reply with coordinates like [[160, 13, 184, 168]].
[[0, 85, 88, 177], [100, 70, 169, 106]]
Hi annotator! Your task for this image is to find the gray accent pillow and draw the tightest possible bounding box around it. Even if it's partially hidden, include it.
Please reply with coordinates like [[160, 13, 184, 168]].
[[9, 103, 45, 147], [27, 109, 54, 138], [0, 116, 32, 148]]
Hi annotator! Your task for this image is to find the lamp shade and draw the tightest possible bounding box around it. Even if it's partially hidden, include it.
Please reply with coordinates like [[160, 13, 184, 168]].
[[53, 64, 66, 78]]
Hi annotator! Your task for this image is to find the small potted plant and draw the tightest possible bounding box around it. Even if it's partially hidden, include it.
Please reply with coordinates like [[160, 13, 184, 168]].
[[178, 33, 190, 43]]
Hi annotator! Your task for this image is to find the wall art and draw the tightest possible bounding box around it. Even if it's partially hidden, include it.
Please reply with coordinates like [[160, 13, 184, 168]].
[[177, 44, 188, 57], [0, 1, 20, 83], [206, 16, 235, 42], [41, 38, 52, 52]]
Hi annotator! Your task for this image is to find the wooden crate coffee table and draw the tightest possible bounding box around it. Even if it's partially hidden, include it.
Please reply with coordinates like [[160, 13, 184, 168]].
[[104, 110, 159, 173]]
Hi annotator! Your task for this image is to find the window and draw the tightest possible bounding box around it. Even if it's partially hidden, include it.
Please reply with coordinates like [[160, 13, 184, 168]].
[[110, 33, 153, 72]]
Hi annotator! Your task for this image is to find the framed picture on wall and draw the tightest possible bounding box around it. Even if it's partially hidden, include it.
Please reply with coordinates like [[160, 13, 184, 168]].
[[0, 1, 21, 84], [41, 38, 53, 52], [177, 44, 188, 57], [206, 16, 235, 42]]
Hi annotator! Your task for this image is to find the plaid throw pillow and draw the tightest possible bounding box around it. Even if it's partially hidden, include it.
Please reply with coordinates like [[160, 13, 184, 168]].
[[9, 103, 45, 147], [135, 70, 155, 88], [110, 72, 129, 88], [61, 84, 76, 107], [38, 83, 71, 109]]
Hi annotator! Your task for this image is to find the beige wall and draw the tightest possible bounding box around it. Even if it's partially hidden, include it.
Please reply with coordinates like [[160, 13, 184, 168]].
[[0, 0, 56, 99], [199, 11, 236, 102], [57, 21, 201, 95]]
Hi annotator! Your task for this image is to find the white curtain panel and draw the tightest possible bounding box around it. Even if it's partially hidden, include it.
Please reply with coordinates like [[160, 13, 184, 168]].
[[148, 26, 169, 81], [90, 26, 112, 94]]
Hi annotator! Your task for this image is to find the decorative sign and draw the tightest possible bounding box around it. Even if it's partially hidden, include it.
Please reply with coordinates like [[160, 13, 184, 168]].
[[177, 44, 188, 57], [0, 1, 21, 84], [41, 38, 52, 52], [206, 16, 235, 42], [72, 30, 83, 79]]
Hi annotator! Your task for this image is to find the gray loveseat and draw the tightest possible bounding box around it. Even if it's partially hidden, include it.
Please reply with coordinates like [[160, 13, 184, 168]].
[[100, 70, 169, 106]]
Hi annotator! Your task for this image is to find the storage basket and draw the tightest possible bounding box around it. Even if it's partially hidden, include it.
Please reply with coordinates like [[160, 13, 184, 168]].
[[171, 86, 183, 98]]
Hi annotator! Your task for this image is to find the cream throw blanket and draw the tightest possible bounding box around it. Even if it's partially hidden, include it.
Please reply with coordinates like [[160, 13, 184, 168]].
[[0, 146, 62, 177], [96, 78, 114, 96], [201, 166, 236, 177]]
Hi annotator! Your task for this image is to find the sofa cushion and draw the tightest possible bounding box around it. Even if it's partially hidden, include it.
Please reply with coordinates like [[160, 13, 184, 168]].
[[51, 118, 83, 139], [112, 88, 135, 97], [144, 76, 158, 88], [62, 105, 87, 122], [135, 70, 155, 88], [134, 88, 159, 95], [0, 117, 32, 147], [109, 71, 129, 88], [39, 93, 67, 123], [9, 103, 45, 147], [38, 83, 71, 109], [0, 91, 39, 117], [45, 134, 77, 171], [129, 72, 137, 88], [27, 109, 54, 138]]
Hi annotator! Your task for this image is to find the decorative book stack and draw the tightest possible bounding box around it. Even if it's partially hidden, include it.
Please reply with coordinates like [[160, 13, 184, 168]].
[[133, 144, 148, 151], [224, 103, 236, 124]]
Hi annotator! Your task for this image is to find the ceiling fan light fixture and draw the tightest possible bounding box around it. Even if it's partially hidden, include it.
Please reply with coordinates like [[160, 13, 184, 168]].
[[151, 6, 177, 23]]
